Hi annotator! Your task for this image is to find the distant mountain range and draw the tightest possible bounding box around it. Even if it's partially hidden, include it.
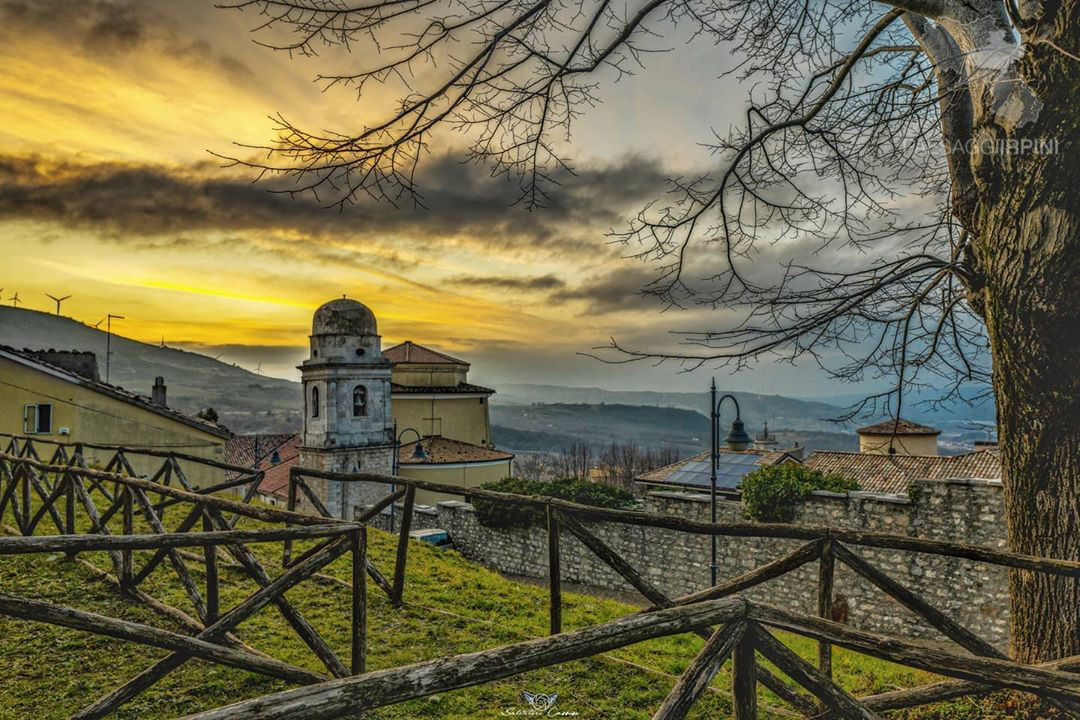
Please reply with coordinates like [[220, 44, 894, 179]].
[[0, 306, 991, 452], [490, 402, 861, 455], [490, 383, 846, 431]]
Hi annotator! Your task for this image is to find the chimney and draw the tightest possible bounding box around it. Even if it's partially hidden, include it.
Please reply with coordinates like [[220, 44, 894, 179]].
[[152, 377, 167, 407]]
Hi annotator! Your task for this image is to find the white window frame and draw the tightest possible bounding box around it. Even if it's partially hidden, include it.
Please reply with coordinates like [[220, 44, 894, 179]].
[[23, 403, 53, 434]]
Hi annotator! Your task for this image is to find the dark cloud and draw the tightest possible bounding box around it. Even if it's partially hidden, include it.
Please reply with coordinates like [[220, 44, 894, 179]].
[[0, 0, 254, 80], [0, 153, 671, 259], [447, 274, 567, 291], [550, 264, 663, 314]]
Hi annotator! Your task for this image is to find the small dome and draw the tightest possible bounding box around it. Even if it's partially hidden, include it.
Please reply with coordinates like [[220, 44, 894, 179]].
[[312, 298, 377, 337]]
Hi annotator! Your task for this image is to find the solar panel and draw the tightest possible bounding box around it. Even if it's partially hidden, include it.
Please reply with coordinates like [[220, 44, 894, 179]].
[[662, 454, 761, 490]]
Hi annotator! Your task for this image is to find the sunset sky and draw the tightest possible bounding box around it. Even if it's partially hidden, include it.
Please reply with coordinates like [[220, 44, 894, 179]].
[[0, 0, 845, 394]]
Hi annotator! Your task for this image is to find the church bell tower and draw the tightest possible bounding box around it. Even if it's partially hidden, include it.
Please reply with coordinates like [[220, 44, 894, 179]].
[[298, 297, 395, 518]]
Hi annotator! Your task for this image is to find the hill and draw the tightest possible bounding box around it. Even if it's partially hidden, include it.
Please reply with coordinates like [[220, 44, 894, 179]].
[[491, 403, 859, 455], [491, 383, 846, 431], [0, 306, 300, 434]]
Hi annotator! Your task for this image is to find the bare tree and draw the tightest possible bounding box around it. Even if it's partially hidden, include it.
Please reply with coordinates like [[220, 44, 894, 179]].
[[598, 441, 681, 490], [222, 0, 1079, 662]]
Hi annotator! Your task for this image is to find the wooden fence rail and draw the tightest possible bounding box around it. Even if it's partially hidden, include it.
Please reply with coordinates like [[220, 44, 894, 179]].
[[5, 435, 1080, 720], [283, 463, 1080, 720]]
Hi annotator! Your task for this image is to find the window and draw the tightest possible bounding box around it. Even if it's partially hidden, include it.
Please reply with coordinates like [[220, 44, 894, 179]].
[[23, 403, 52, 434], [311, 386, 320, 418], [353, 385, 368, 417]]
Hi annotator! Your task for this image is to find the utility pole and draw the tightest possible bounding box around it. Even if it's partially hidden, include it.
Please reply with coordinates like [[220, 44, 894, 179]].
[[106, 314, 125, 384]]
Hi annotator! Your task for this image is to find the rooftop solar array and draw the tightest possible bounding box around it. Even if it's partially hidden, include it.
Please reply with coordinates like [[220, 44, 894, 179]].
[[661, 453, 761, 490]]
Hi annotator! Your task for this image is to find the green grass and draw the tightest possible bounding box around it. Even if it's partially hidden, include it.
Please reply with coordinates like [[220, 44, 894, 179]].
[[0, 494, 1000, 719]]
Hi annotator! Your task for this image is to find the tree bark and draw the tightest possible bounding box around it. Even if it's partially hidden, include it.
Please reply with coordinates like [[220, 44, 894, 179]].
[[972, 36, 1080, 661]]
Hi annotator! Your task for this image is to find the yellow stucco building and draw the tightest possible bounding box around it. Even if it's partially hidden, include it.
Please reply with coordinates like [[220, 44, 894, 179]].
[[856, 419, 940, 456], [385, 341, 494, 446], [0, 346, 230, 486], [383, 341, 512, 505]]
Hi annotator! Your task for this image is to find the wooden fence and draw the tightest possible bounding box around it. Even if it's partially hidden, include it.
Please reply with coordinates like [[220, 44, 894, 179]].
[[0, 437, 371, 720], [3, 434, 1080, 719]]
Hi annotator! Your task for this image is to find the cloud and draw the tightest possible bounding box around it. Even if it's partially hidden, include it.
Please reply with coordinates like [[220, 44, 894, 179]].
[[0, 0, 255, 80], [550, 264, 664, 314], [447, 274, 567, 291], [0, 152, 672, 260]]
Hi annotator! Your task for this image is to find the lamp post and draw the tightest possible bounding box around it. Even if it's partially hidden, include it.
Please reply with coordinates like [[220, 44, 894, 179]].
[[709, 378, 753, 586], [392, 426, 426, 532]]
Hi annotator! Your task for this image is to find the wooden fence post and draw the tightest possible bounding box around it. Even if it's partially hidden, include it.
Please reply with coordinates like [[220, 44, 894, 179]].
[[65, 471, 76, 535], [818, 536, 834, 680], [352, 526, 367, 675], [121, 486, 134, 589], [732, 634, 758, 720], [391, 485, 416, 608], [284, 473, 297, 567], [548, 503, 561, 635], [204, 513, 220, 624], [20, 464, 30, 534]]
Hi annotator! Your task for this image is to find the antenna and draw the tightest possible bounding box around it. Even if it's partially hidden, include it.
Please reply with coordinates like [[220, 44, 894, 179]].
[[105, 314, 125, 384], [9, 291, 21, 307], [45, 293, 71, 315]]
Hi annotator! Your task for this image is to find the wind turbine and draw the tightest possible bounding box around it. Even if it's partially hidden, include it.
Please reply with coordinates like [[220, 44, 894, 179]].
[[9, 291, 21, 307], [254, 362, 263, 376], [46, 293, 71, 315], [92, 318, 105, 329]]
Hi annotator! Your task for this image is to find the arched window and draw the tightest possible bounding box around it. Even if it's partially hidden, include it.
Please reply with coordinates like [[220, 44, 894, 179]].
[[353, 385, 368, 417], [311, 386, 320, 418]]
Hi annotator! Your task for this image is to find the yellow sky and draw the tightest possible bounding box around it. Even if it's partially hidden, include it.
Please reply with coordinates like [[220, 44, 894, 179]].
[[0, 4, 619, 348]]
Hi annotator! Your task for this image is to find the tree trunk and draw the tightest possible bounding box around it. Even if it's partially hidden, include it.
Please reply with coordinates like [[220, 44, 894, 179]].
[[975, 49, 1080, 658]]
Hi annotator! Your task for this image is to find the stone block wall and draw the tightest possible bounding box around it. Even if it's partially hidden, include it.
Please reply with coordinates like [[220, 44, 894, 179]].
[[365, 477, 1010, 649]]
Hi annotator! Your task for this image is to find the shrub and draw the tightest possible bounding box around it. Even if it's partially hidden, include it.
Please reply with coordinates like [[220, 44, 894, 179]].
[[740, 464, 858, 523], [473, 476, 637, 529]]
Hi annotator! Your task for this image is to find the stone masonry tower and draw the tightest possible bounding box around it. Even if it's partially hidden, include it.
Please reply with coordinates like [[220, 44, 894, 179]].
[[299, 297, 395, 518]]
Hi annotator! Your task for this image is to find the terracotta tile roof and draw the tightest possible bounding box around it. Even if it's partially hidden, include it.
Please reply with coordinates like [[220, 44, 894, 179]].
[[225, 433, 297, 471], [804, 449, 1000, 495], [856, 418, 940, 436], [635, 448, 795, 485], [254, 435, 301, 498], [390, 382, 494, 395], [384, 341, 468, 366], [398, 435, 513, 465], [225, 433, 301, 498], [0, 345, 230, 439]]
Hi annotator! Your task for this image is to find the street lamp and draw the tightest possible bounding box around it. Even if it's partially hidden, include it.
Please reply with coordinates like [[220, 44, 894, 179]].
[[709, 378, 753, 585], [391, 426, 427, 531]]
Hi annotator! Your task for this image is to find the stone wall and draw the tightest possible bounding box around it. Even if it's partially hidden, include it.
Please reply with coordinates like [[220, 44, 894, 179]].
[[364, 476, 1010, 649]]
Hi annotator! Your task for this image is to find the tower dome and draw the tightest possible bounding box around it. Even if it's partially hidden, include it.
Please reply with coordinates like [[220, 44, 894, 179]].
[[312, 298, 377, 337]]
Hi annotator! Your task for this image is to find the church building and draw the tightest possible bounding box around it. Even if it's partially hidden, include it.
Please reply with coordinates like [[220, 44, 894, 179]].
[[295, 297, 512, 518], [298, 298, 397, 517]]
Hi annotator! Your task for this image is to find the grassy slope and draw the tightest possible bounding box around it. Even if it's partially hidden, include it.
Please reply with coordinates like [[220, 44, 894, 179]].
[[0, 500, 999, 720]]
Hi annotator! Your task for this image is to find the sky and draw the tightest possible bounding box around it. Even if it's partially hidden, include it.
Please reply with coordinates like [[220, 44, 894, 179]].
[[0, 0, 865, 396]]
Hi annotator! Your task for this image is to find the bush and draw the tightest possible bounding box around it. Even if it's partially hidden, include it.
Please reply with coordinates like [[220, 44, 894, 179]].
[[473, 476, 637, 529], [740, 464, 858, 523]]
